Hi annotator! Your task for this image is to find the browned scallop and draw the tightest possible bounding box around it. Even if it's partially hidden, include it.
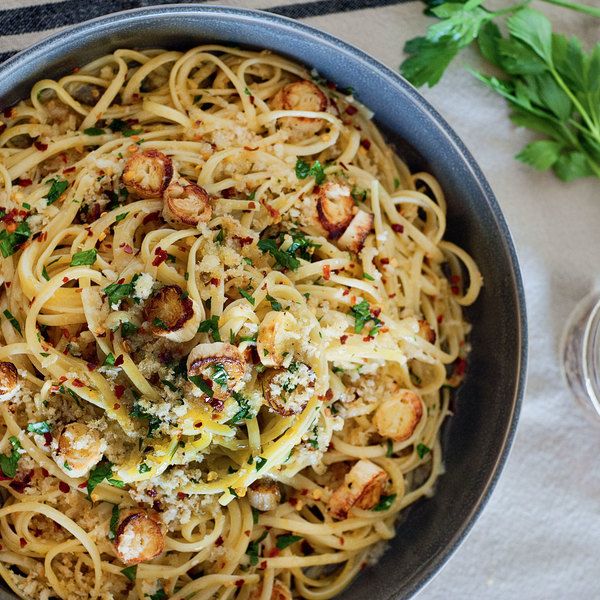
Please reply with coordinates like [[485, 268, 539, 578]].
[[418, 319, 436, 344], [250, 581, 292, 600], [143, 285, 195, 338], [328, 459, 387, 519], [270, 80, 327, 141], [337, 210, 374, 253], [0, 362, 19, 400], [262, 364, 315, 416], [247, 479, 281, 512], [187, 342, 246, 400], [373, 389, 423, 442], [56, 422, 105, 478], [316, 182, 356, 239], [115, 509, 165, 565], [162, 178, 212, 226], [122, 150, 173, 198]]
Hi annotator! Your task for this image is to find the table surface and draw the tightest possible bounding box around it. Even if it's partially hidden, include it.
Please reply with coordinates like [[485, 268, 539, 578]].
[[1, 1, 599, 598]]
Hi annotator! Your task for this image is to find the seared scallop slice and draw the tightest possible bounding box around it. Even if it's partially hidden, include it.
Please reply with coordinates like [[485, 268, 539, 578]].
[[328, 459, 387, 519], [418, 319, 436, 344], [316, 182, 356, 239], [56, 423, 106, 478], [0, 362, 19, 401], [143, 285, 201, 342], [187, 342, 246, 400], [257, 311, 298, 367], [270, 80, 327, 141], [373, 389, 423, 442], [337, 210, 374, 253], [262, 363, 315, 416], [115, 509, 165, 565], [247, 479, 281, 512], [162, 178, 212, 226], [250, 581, 292, 600], [122, 150, 173, 198]]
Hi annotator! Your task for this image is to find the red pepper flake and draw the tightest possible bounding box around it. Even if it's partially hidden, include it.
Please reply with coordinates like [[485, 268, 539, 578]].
[[437, 315, 444, 324], [221, 187, 236, 199], [363, 335, 374, 342], [113, 404, 120, 410], [194, 421, 203, 428], [450, 275, 461, 284], [323, 265, 331, 280], [345, 105, 358, 115], [451, 286, 460, 295], [268, 548, 280, 557], [78, 481, 87, 489], [62, 277, 69, 283], [17, 178, 33, 187], [209, 277, 220, 286], [234, 236, 254, 247], [34, 141, 48, 152], [248, 201, 256, 209], [87, 362, 98, 371], [0, 123, 5, 134], [41, 468, 49, 477], [152, 247, 168, 267], [215, 535, 224, 547], [259, 561, 267, 571], [43, 433, 52, 447], [342, 289, 350, 296], [114, 354, 124, 367], [58, 376, 67, 383], [71, 378, 85, 388], [3, 107, 14, 119], [114, 385, 125, 399], [235, 580, 245, 589], [59, 481, 70, 493], [147, 488, 157, 498], [325, 389, 333, 401], [360, 138, 371, 150], [19, 538, 27, 548], [391, 223, 404, 233], [380, 258, 390, 265], [455, 358, 467, 376], [372, 308, 382, 318], [63, 166, 76, 174], [121, 243, 133, 254], [177, 491, 188, 501], [288, 497, 298, 508], [340, 335, 348, 345]]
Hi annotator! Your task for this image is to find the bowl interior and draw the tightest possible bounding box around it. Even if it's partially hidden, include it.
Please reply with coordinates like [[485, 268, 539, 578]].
[[0, 7, 526, 600]]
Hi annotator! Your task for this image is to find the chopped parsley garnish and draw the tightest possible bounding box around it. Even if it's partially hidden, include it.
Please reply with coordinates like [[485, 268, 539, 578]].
[[42, 266, 50, 281], [123, 128, 143, 137], [257, 230, 320, 271], [0, 436, 22, 478], [0, 220, 31, 258], [228, 486, 238, 498], [386, 439, 394, 457], [138, 462, 151, 474], [252, 507, 260, 524], [229, 392, 252, 424], [161, 379, 177, 392], [351, 186, 367, 204], [130, 404, 162, 437], [373, 494, 397, 512], [188, 375, 213, 397], [70, 248, 97, 267], [214, 227, 225, 244], [103, 353, 116, 367], [362, 273, 375, 281], [197, 316, 221, 341], [350, 299, 382, 335], [103, 278, 136, 308], [152, 317, 169, 330], [266, 294, 282, 311], [115, 212, 129, 222], [109, 119, 127, 132], [416, 443, 431, 459], [255, 456, 267, 471], [87, 460, 117, 497], [244, 87, 252, 96], [295, 158, 326, 184], [83, 127, 104, 136], [146, 589, 167, 600], [243, 257, 253, 266], [121, 321, 139, 338], [121, 565, 137, 581], [108, 504, 119, 540], [246, 530, 268, 565], [238, 288, 255, 305], [276, 534, 302, 549], [26, 421, 51, 434], [212, 363, 229, 388], [45, 178, 69, 205], [3, 309, 21, 334]]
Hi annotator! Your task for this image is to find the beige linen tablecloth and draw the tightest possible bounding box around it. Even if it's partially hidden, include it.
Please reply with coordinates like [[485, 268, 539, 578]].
[[1, 1, 599, 598]]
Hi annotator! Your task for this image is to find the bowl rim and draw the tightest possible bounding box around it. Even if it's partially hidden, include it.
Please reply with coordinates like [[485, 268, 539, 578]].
[[0, 5, 527, 599]]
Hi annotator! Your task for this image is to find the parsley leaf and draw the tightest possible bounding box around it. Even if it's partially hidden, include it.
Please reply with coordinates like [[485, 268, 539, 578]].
[[295, 158, 326, 184], [0, 437, 22, 478], [121, 565, 137, 581], [247, 530, 268, 565], [108, 504, 119, 540], [83, 127, 105, 136], [70, 248, 97, 267], [3, 309, 22, 334], [417, 443, 431, 459], [255, 456, 267, 471], [211, 363, 229, 388], [45, 178, 69, 205], [146, 589, 167, 600], [87, 460, 115, 497], [266, 294, 282, 311], [0, 220, 31, 258], [350, 299, 382, 335], [238, 288, 255, 305], [27, 421, 52, 434], [229, 392, 253, 424], [130, 404, 162, 437], [197, 315, 221, 341], [104, 280, 134, 308], [373, 494, 397, 511], [188, 375, 213, 397], [276, 534, 302, 549]]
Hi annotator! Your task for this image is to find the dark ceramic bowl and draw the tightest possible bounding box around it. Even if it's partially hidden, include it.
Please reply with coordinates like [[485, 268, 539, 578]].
[[0, 5, 527, 599]]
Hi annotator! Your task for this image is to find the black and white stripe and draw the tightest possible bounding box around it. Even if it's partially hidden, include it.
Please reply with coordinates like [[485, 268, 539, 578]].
[[0, 0, 416, 64]]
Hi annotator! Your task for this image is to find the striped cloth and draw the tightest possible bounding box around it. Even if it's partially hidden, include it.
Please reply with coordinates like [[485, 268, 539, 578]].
[[1, 2, 599, 600]]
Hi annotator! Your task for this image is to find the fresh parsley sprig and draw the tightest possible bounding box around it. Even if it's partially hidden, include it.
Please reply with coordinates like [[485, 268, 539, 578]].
[[401, 0, 600, 181]]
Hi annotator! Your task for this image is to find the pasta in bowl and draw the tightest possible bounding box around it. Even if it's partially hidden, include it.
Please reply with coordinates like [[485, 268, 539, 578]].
[[0, 45, 482, 600]]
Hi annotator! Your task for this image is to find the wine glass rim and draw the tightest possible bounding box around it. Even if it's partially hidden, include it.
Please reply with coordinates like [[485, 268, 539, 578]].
[[582, 296, 600, 415]]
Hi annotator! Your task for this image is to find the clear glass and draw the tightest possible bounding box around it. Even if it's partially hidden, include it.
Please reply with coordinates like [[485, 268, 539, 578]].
[[561, 290, 600, 421]]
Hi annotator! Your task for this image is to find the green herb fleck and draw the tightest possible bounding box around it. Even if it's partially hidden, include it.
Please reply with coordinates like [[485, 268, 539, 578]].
[[238, 288, 255, 305], [276, 534, 302, 550], [197, 315, 221, 341], [27, 422, 51, 434], [45, 178, 69, 205], [255, 456, 267, 471], [83, 127, 105, 136], [373, 494, 397, 512], [266, 294, 282, 311], [121, 565, 137, 581], [3, 309, 21, 334], [108, 504, 119, 540], [70, 248, 97, 267], [417, 443, 431, 459]]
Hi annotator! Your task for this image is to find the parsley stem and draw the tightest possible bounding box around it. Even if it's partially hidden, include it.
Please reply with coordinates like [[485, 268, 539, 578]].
[[540, 0, 600, 18]]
